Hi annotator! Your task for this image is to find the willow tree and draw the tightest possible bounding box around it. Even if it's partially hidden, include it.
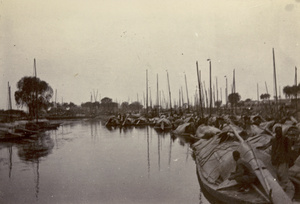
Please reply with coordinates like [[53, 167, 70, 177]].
[[15, 76, 53, 119], [228, 93, 241, 115], [228, 93, 241, 107], [260, 93, 271, 100]]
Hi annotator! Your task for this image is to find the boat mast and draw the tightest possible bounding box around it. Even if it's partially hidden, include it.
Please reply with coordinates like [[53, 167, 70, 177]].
[[55, 89, 57, 115], [224, 76, 228, 109], [157, 74, 159, 115], [220, 87, 222, 107], [257, 83, 259, 106], [179, 89, 181, 109], [34, 58, 38, 123], [184, 73, 190, 112], [233, 69, 236, 115], [181, 86, 184, 111], [166, 70, 172, 114], [146, 70, 148, 115], [149, 87, 152, 109], [207, 59, 212, 116], [273, 48, 278, 113], [233, 69, 236, 94], [7, 82, 12, 122], [203, 81, 208, 114], [8, 82, 12, 110], [295, 66, 298, 111], [216, 76, 219, 112], [196, 61, 203, 118]]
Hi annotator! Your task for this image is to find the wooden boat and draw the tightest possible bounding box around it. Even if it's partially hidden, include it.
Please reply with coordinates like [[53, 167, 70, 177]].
[[46, 115, 95, 120], [105, 116, 120, 127], [0, 123, 33, 141], [289, 156, 300, 200], [171, 122, 198, 143], [153, 118, 173, 132], [194, 124, 221, 140], [12, 121, 39, 136], [25, 119, 61, 131], [120, 117, 135, 127], [133, 117, 149, 127], [148, 117, 159, 126], [192, 125, 294, 204], [0, 83, 36, 140]]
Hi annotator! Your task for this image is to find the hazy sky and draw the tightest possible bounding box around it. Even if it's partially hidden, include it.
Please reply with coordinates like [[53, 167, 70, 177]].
[[1, 0, 300, 110]]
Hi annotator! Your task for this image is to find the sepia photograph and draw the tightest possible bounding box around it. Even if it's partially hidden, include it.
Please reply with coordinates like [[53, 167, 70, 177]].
[[1, 0, 300, 203]]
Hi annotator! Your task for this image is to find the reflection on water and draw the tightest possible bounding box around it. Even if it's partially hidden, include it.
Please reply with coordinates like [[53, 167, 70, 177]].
[[147, 126, 150, 178], [0, 120, 210, 204], [17, 133, 54, 162], [0, 132, 55, 202]]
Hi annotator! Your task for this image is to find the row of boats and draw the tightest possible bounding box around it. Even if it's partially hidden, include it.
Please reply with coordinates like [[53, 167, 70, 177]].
[[171, 114, 300, 204], [0, 119, 61, 141], [105, 115, 174, 131], [106, 113, 300, 203], [3, 112, 299, 203]]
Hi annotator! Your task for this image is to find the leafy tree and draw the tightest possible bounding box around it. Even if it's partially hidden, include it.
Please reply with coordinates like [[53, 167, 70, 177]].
[[99, 97, 118, 114], [214, 100, 222, 108], [283, 86, 292, 98], [228, 93, 241, 106], [81, 102, 92, 109], [129, 101, 143, 112], [245, 98, 251, 103], [121, 102, 129, 112], [283, 85, 300, 99], [69, 102, 77, 108], [260, 93, 270, 100], [101, 97, 112, 104], [15, 76, 53, 118]]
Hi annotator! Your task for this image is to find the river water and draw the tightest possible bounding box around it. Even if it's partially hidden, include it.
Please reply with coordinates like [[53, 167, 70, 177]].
[[0, 119, 210, 204]]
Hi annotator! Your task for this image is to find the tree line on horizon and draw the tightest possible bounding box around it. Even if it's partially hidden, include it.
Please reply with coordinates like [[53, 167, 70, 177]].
[[10, 76, 299, 119]]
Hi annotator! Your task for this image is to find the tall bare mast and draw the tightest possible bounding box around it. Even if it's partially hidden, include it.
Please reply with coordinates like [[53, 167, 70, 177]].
[[196, 61, 203, 118], [34, 58, 38, 123], [156, 74, 159, 106], [166, 70, 172, 114], [295, 67, 298, 111], [203, 81, 208, 112], [265, 81, 269, 94], [220, 87, 222, 105], [146, 70, 148, 115], [143, 92, 145, 108], [181, 86, 184, 109], [179, 89, 181, 109], [8, 82, 12, 110], [184, 73, 190, 112], [225, 76, 228, 109], [257, 83, 259, 103], [233, 69, 236, 94], [216, 76, 218, 104], [156, 74, 160, 115], [149, 87, 152, 108], [55, 89, 57, 107], [207, 59, 212, 116], [273, 48, 278, 112]]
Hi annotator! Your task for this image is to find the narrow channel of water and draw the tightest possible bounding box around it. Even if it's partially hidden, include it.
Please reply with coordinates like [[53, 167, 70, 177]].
[[0, 120, 210, 204]]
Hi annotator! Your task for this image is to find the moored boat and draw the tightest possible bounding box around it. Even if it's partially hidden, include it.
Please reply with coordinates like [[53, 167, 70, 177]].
[[105, 116, 120, 127], [0, 122, 33, 141], [172, 122, 198, 143], [192, 125, 294, 204], [133, 116, 149, 127], [153, 117, 173, 132]]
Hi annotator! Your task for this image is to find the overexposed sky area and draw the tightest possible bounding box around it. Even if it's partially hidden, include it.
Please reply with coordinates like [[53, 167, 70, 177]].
[[1, 0, 300, 110]]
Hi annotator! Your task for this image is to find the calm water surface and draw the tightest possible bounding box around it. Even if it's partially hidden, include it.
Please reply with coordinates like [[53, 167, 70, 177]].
[[0, 120, 210, 204]]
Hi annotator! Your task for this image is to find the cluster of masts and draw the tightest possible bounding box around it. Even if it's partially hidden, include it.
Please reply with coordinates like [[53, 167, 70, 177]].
[[141, 48, 298, 117], [143, 59, 238, 117]]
